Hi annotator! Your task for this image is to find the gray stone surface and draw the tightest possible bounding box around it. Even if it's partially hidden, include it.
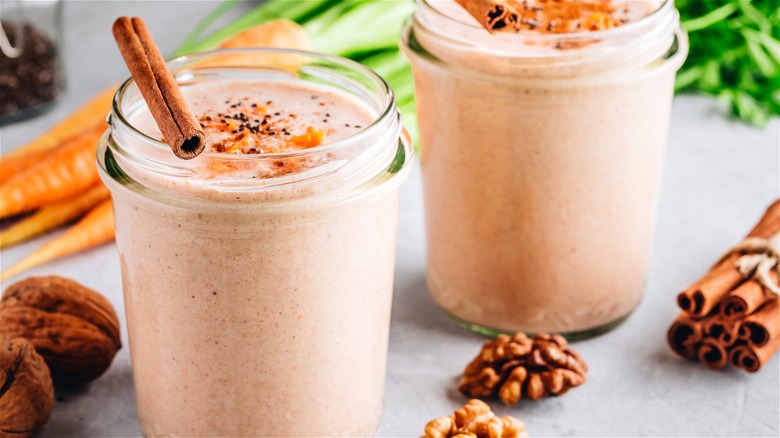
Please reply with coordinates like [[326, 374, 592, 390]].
[[1, 2, 778, 437]]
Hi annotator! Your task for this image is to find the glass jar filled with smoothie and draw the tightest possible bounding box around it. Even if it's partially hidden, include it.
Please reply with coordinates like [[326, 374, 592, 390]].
[[402, 0, 687, 338], [98, 49, 413, 436]]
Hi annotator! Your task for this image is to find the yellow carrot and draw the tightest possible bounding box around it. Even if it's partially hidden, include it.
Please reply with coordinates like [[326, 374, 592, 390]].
[[0, 184, 110, 249], [4, 87, 114, 158], [0, 199, 114, 281], [0, 126, 104, 219], [0, 149, 53, 184]]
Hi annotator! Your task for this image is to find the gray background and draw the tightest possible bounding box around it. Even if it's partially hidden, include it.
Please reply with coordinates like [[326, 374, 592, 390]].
[[0, 2, 778, 437]]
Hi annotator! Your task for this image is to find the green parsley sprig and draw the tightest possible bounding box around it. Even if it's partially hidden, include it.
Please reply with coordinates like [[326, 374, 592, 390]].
[[676, 0, 780, 127]]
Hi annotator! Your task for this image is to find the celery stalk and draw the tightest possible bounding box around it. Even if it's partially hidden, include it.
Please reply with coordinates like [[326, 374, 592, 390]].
[[306, 1, 416, 57]]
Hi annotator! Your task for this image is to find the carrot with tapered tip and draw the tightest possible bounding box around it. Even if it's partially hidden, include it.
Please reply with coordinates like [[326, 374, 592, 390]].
[[0, 184, 111, 249], [0, 149, 55, 184], [3, 88, 114, 159], [0, 127, 104, 219], [1, 200, 115, 282]]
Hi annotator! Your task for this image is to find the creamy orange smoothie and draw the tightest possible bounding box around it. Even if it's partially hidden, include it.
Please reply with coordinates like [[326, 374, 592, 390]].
[[98, 51, 412, 436], [403, 0, 687, 337]]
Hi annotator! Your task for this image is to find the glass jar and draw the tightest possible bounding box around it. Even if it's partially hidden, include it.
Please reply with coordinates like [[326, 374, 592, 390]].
[[0, 0, 64, 125], [97, 49, 413, 436], [402, 0, 688, 339]]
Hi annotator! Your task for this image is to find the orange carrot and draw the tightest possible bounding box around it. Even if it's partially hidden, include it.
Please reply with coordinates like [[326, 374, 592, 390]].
[[0, 126, 104, 219], [3, 87, 115, 158], [0, 199, 114, 281], [192, 20, 312, 72], [0, 184, 110, 249], [217, 20, 311, 51], [0, 149, 54, 183], [2, 20, 309, 162], [4, 19, 310, 159]]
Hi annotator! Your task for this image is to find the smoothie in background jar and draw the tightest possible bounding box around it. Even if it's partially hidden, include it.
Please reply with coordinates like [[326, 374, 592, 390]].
[[98, 49, 413, 436], [402, 0, 688, 338]]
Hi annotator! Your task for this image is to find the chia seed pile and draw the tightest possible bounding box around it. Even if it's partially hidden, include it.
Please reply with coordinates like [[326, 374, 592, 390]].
[[0, 21, 63, 120]]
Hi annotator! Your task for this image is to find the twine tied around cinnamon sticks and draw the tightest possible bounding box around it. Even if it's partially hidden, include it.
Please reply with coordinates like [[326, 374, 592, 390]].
[[717, 234, 780, 296], [668, 200, 780, 372]]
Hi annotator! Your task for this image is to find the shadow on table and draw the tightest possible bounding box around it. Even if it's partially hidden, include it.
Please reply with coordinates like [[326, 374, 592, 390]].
[[391, 270, 483, 343], [42, 360, 139, 437]]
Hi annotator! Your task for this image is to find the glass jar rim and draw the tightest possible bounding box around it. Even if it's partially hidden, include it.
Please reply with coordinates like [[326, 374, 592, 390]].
[[420, 0, 673, 47], [100, 47, 413, 209], [405, 0, 686, 80], [110, 47, 397, 162]]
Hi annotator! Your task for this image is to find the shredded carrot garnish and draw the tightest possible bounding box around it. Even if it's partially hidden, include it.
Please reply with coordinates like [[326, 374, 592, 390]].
[[582, 12, 618, 31], [288, 126, 326, 150]]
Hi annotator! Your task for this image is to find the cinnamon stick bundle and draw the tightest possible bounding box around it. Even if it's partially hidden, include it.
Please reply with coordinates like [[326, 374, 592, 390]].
[[677, 201, 780, 317], [112, 17, 206, 160], [668, 199, 780, 372]]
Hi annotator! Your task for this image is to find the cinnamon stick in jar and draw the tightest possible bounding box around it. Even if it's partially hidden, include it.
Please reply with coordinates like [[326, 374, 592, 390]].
[[112, 17, 206, 160], [455, 0, 520, 32]]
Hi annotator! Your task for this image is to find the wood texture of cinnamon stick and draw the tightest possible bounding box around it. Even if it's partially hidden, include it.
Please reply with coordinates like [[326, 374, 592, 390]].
[[701, 312, 741, 346], [729, 337, 780, 373], [698, 339, 729, 369], [112, 17, 206, 160], [720, 271, 777, 319], [738, 298, 779, 348], [455, 0, 519, 32], [677, 200, 780, 318], [667, 314, 703, 360]]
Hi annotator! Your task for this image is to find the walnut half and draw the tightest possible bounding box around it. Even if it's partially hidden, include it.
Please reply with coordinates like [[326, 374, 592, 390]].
[[422, 399, 528, 438], [459, 333, 588, 405]]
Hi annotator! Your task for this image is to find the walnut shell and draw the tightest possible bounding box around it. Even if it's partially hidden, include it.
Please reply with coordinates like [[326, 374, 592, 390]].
[[0, 336, 54, 438], [0, 276, 121, 385]]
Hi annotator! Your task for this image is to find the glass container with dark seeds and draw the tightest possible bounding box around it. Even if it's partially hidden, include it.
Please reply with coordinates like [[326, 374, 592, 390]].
[[0, 0, 64, 125]]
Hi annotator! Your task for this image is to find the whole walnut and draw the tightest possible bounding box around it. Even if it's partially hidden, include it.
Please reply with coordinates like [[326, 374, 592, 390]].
[[0, 336, 55, 438], [0, 276, 121, 385]]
